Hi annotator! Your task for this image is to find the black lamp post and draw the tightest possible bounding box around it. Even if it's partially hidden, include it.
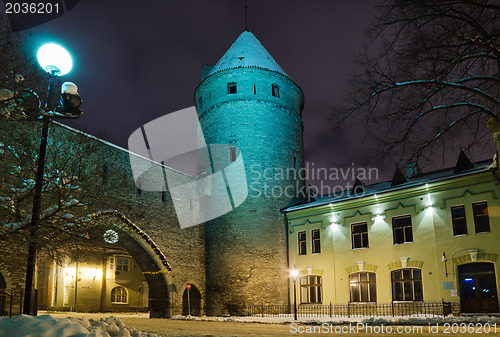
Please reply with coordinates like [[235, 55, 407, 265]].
[[23, 43, 80, 315], [290, 266, 298, 320]]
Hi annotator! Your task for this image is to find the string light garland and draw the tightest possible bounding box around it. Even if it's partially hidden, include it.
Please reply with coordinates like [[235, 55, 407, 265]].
[[79, 209, 172, 273]]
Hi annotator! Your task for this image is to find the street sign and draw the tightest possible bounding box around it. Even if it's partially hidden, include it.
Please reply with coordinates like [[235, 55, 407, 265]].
[[186, 282, 191, 290]]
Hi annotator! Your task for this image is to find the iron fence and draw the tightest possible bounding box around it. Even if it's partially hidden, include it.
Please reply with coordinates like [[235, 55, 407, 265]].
[[243, 301, 457, 318]]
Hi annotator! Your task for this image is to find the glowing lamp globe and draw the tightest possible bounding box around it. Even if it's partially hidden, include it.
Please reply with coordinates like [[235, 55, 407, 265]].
[[290, 269, 298, 278], [37, 43, 72, 76]]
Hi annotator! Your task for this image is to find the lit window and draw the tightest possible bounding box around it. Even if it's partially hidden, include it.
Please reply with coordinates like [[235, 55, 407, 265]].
[[473, 201, 490, 233], [272, 84, 280, 97], [351, 222, 368, 249], [451, 205, 467, 236], [298, 231, 306, 255], [392, 215, 413, 244], [391, 268, 423, 301], [230, 147, 237, 163], [300, 276, 322, 303], [111, 286, 128, 304], [311, 229, 321, 254], [116, 257, 129, 271], [228, 82, 237, 94], [350, 272, 376, 302]]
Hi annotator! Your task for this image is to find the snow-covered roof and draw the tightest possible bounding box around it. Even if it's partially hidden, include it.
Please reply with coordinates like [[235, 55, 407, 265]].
[[207, 30, 287, 77], [284, 159, 495, 213]]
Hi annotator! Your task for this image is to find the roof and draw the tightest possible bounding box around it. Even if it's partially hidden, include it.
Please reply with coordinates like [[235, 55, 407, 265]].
[[206, 30, 287, 78], [283, 159, 495, 213]]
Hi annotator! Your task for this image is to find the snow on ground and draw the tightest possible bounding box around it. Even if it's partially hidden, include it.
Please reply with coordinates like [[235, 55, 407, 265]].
[[3, 311, 500, 337], [171, 313, 500, 325], [0, 314, 158, 337]]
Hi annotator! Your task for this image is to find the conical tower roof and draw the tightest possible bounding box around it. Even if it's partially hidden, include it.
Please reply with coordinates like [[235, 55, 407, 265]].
[[207, 30, 287, 77]]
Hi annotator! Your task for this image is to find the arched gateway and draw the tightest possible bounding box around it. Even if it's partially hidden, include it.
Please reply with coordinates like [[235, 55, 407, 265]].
[[92, 210, 173, 318]]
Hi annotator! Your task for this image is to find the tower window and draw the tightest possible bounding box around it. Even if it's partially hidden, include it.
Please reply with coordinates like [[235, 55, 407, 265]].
[[254, 84, 256, 94], [272, 84, 280, 97], [102, 165, 109, 184], [228, 82, 237, 94], [230, 147, 237, 162]]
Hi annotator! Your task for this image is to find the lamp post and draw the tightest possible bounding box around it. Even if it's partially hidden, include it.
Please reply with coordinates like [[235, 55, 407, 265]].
[[23, 43, 75, 315], [290, 267, 298, 320]]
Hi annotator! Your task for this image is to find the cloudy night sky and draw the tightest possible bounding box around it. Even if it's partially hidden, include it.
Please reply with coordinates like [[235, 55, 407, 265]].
[[6, 0, 390, 188]]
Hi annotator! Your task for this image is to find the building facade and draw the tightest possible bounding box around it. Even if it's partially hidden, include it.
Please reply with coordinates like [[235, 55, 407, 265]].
[[284, 156, 500, 314]]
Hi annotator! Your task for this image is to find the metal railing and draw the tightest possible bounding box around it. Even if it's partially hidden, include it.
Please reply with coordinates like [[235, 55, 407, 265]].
[[243, 301, 456, 318]]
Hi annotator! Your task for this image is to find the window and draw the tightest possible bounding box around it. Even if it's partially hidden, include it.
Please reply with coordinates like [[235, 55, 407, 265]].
[[272, 84, 280, 97], [228, 82, 237, 94], [298, 231, 306, 255], [136, 177, 141, 195], [392, 215, 413, 244], [311, 229, 321, 254], [300, 276, 322, 303], [351, 222, 368, 249], [230, 147, 237, 163], [349, 272, 376, 302], [111, 286, 128, 304], [451, 205, 467, 236], [473, 201, 490, 233], [102, 165, 108, 184], [116, 257, 129, 271], [391, 268, 423, 301]]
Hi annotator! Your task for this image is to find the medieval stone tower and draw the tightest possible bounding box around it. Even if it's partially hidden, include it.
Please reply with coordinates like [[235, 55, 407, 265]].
[[194, 30, 305, 315]]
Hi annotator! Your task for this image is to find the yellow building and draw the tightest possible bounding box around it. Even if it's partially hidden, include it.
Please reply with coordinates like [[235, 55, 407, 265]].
[[284, 154, 499, 314]]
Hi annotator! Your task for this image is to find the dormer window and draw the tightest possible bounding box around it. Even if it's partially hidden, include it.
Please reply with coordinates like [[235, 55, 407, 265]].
[[272, 84, 280, 98], [228, 82, 237, 94]]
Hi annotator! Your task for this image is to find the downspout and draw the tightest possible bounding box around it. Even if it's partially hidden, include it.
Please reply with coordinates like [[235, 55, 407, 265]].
[[283, 211, 291, 307]]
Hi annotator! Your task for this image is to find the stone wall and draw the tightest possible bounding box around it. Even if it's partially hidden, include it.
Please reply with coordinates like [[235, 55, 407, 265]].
[[0, 120, 206, 317]]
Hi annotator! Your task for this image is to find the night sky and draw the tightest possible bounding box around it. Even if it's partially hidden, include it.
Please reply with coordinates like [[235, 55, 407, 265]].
[[10, 0, 381, 188]]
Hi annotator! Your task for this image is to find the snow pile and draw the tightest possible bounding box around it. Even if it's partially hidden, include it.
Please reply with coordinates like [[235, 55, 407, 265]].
[[171, 314, 500, 325], [0, 315, 159, 337]]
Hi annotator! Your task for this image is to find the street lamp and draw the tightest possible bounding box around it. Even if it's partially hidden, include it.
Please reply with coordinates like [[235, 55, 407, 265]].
[[290, 266, 298, 320], [23, 43, 80, 315]]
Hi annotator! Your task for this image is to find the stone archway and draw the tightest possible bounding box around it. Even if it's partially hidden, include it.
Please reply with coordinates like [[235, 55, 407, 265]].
[[89, 210, 173, 318]]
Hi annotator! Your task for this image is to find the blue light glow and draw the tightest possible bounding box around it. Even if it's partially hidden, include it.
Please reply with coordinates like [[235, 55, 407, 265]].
[[37, 43, 72, 76]]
